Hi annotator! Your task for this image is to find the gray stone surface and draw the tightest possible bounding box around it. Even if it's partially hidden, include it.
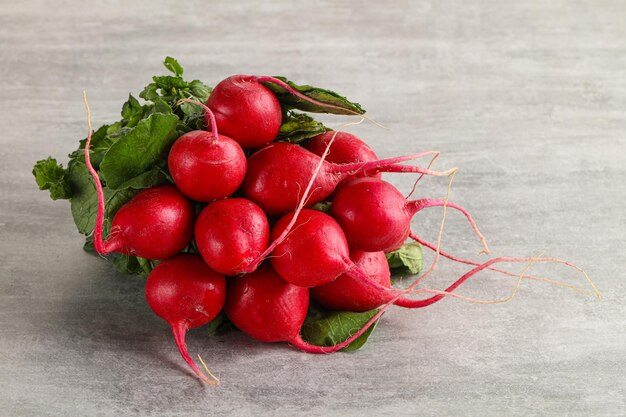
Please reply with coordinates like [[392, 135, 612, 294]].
[[1, 0, 625, 415]]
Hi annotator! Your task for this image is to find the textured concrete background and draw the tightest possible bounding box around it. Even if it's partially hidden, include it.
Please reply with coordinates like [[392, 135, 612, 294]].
[[1, 0, 625, 416]]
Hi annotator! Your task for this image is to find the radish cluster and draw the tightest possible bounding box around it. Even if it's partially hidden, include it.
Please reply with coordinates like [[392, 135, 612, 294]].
[[35, 58, 595, 384], [78, 73, 493, 382]]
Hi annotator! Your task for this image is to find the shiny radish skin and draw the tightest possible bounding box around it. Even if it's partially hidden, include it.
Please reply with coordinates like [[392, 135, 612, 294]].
[[311, 251, 392, 312], [330, 177, 485, 253], [270, 209, 354, 288], [145, 254, 226, 383], [195, 198, 270, 276], [330, 178, 409, 252], [168, 130, 247, 202], [105, 185, 195, 260], [243, 143, 340, 216], [207, 75, 282, 149], [304, 131, 381, 185], [224, 264, 309, 343]]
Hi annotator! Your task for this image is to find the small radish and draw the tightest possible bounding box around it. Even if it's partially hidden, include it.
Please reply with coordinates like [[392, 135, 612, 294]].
[[311, 251, 392, 312], [330, 177, 489, 253], [83, 98, 195, 260], [242, 142, 452, 215], [95, 185, 195, 259], [146, 254, 226, 384], [207, 75, 364, 149], [224, 263, 309, 343], [207, 75, 282, 149], [168, 100, 246, 202], [304, 131, 381, 185], [195, 198, 270, 276]]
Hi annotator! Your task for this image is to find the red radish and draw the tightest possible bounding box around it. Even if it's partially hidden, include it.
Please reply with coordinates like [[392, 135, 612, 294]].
[[207, 74, 366, 149], [168, 132, 246, 202], [95, 185, 195, 259], [270, 209, 397, 292], [207, 75, 282, 149], [270, 209, 350, 288], [168, 130, 245, 202], [168, 100, 246, 202], [168, 130, 246, 202], [82, 98, 195, 260], [242, 142, 452, 215], [330, 177, 489, 253], [311, 251, 392, 312], [146, 254, 226, 384], [224, 264, 309, 343], [195, 198, 270, 275], [304, 131, 381, 185]]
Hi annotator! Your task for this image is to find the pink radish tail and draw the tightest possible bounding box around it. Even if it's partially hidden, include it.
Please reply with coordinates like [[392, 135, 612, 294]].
[[254, 76, 362, 116], [331, 153, 457, 179], [393, 257, 507, 308], [411, 231, 533, 280], [394, 257, 526, 309], [171, 322, 217, 385], [410, 231, 598, 295], [177, 98, 219, 141], [409, 199, 490, 254], [82, 93, 121, 255]]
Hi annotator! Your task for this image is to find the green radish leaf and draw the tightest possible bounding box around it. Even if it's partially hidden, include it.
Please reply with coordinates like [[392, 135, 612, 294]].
[[121, 94, 144, 128], [32, 157, 71, 200], [149, 97, 175, 115], [188, 79, 211, 102], [301, 308, 380, 352], [163, 56, 184, 77], [206, 311, 235, 336], [263, 76, 365, 115], [99, 113, 179, 190], [277, 111, 329, 144], [110, 254, 145, 275], [311, 201, 332, 213], [84, 237, 148, 276], [68, 162, 139, 235], [386, 242, 424, 275], [111, 165, 168, 190], [139, 57, 211, 111]]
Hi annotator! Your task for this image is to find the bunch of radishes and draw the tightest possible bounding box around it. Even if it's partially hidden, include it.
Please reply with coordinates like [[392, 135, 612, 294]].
[[34, 58, 596, 384]]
